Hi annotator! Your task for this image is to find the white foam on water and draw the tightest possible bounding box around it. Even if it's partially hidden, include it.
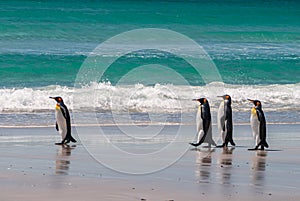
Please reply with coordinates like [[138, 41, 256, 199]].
[[0, 82, 299, 113]]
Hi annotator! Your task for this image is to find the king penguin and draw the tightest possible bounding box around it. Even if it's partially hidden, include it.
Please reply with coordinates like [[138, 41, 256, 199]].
[[189, 98, 216, 147], [50, 96, 77, 145], [217, 94, 235, 147], [248, 99, 269, 150]]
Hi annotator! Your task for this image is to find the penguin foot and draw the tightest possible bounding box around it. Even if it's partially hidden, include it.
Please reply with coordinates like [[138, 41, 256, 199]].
[[65, 137, 77, 143], [216, 143, 226, 148], [55, 142, 64, 145], [189, 142, 199, 147], [70, 138, 77, 143], [216, 145, 225, 148], [248, 147, 258, 151], [69, 136, 77, 143]]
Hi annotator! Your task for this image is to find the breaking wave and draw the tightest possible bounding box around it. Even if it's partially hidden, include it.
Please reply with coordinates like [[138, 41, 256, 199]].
[[0, 82, 299, 113]]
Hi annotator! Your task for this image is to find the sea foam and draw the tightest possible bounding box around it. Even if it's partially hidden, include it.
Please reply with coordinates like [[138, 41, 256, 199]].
[[0, 82, 299, 113]]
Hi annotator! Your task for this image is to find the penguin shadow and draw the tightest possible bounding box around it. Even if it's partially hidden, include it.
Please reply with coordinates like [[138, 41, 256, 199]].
[[251, 150, 267, 187], [217, 147, 235, 184], [55, 144, 76, 175], [194, 148, 215, 183]]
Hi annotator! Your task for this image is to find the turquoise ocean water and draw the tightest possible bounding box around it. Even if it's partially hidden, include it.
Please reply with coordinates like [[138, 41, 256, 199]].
[[0, 0, 299, 125]]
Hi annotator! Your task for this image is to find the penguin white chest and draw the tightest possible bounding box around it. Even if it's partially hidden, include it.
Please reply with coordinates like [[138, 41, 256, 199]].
[[217, 100, 225, 132], [55, 105, 67, 139], [217, 101, 225, 117], [196, 106, 204, 132], [250, 107, 260, 140]]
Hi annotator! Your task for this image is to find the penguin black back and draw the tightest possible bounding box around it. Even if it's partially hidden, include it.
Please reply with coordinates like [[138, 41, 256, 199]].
[[190, 98, 216, 147], [248, 99, 268, 150], [224, 95, 234, 146], [50, 96, 77, 145], [199, 98, 211, 133], [217, 94, 235, 147]]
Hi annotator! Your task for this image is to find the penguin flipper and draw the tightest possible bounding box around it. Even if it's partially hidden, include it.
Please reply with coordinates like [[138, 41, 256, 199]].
[[191, 129, 206, 148], [190, 131, 206, 147], [56, 122, 59, 131]]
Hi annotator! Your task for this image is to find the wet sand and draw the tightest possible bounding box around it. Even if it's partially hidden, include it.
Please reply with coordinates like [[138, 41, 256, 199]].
[[0, 125, 299, 200]]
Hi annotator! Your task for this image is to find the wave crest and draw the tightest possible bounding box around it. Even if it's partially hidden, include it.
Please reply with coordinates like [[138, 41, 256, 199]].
[[0, 82, 299, 113]]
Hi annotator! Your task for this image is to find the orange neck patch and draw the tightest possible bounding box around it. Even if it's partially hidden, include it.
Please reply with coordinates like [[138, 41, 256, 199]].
[[251, 107, 257, 115], [55, 104, 60, 110]]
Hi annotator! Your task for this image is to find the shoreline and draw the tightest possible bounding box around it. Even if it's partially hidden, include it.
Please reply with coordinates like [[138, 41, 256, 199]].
[[1, 121, 300, 128]]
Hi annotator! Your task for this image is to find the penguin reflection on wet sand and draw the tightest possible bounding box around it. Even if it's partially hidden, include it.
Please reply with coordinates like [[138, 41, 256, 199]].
[[56, 144, 74, 175], [195, 148, 214, 183], [248, 99, 269, 150], [189, 98, 216, 148], [218, 147, 234, 185], [251, 151, 267, 186], [50, 96, 77, 145], [217, 95, 235, 147]]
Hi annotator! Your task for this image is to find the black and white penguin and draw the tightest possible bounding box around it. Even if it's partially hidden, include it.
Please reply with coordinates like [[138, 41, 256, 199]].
[[50, 96, 77, 145], [189, 98, 216, 147], [217, 94, 235, 147], [248, 99, 269, 150]]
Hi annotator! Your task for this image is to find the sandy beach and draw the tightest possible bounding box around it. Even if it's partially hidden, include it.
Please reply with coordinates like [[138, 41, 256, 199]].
[[0, 124, 299, 201]]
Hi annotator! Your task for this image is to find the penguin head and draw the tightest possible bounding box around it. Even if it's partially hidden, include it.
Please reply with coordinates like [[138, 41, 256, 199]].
[[50, 96, 64, 104], [192, 98, 208, 105], [248, 99, 262, 108], [218, 94, 231, 103]]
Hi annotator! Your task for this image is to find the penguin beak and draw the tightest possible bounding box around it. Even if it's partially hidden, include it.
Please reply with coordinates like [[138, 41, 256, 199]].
[[192, 99, 201, 102], [49, 97, 55, 99], [217, 95, 224, 98], [247, 99, 254, 102]]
